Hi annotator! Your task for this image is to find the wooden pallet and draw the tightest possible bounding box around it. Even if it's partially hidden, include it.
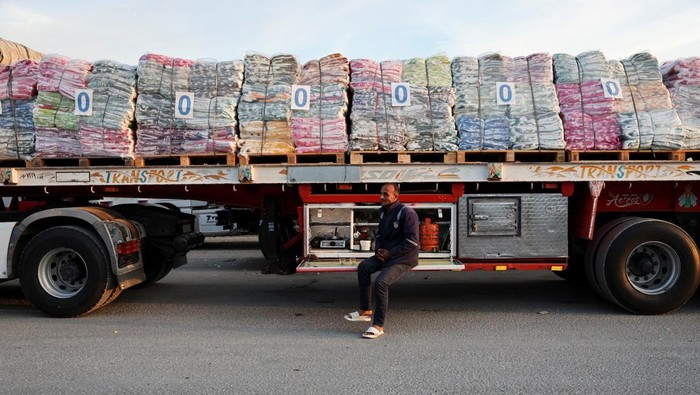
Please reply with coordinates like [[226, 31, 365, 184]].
[[134, 154, 236, 167], [292, 152, 345, 164], [679, 150, 700, 161], [567, 150, 684, 162], [349, 151, 457, 164], [239, 152, 345, 165], [28, 157, 136, 168], [458, 150, 565, 163], [238, 153, 295, 165], [0, 159, 29, 168]]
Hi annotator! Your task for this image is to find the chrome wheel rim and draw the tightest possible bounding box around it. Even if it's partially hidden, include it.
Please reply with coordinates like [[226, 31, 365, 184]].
[[626, 241, 680, 295], [37, 248, 87, 299]]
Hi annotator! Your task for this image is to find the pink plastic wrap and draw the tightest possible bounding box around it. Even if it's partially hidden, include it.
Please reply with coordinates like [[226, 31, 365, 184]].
[[0, 59, 39, 100]]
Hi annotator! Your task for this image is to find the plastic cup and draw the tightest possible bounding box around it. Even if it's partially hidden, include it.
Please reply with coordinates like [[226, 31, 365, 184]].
[[360, 240, 371, 251]]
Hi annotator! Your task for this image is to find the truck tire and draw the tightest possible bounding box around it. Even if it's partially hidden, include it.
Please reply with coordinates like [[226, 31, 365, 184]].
[[584, 217, 636, 298], [19, 225, 119, 317], [593, 218, 700, 314]]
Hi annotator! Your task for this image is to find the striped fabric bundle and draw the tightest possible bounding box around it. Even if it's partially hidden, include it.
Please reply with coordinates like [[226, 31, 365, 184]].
[[0, 59, 39, 159], [614, 52, 682, 150], [0, 59, 39, 100], [291, 53, 349, 153], [78, 60, 137, 157], [135, 54, 242, 155], [661, 57, 700, 148], [453, 53, 564, 150], [458, 53, 513, 149], [0, 99, 36, 159], [509, 54, 564, 150], [452, 57, 481, 148], [349, 59, 405, 150], [553, 51, 621, 150], [33, 54, 93, 157], [238, 53, 299, 155], [401, 55, 457, 151]]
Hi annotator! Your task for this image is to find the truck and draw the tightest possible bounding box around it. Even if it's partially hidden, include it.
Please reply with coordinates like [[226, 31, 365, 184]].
[[94, 198, 259, 237], [1, 151, 699, 317]]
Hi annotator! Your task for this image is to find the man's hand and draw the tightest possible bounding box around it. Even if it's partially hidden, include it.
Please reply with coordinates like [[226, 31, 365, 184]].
[[376, 248, 391, 262]]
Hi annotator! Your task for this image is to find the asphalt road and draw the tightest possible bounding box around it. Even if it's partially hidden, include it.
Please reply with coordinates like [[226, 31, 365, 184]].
[[1, 235, 700, 394]]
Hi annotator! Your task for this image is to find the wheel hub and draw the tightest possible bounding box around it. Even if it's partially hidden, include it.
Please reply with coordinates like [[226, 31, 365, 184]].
[[628, 253, 656, 277], [626, 242, 680, 295], [38, 248, 88, 299], [58, 257, 84, 282]]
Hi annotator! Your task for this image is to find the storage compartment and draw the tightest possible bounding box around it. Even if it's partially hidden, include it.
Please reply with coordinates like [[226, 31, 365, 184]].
[[300, 203, 457, 271], [458, 194, 568, 259], [468, 197, 520, 237]]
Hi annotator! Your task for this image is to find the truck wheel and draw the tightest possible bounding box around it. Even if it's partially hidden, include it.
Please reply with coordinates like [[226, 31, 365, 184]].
[[594, 218, 700, 314], [19, 226, 119, 317], [584, 217, 636, 298]]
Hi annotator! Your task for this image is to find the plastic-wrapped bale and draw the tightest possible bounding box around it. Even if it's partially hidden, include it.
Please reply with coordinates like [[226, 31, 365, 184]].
[[401, 55, 457, 151], [33, 54, 93, 157], [456, 53, 561, 151], [135, 54, 242, 156], [452, 57, 482, 149], [186, 58, 242, 154], [662, 57, 700, 148], [553, 51, 621, 150], [349, 59, 405, 151], [0, 59, 39, 159], [508, 53, 565, 150], [76, 60, 136, 158], [457, 53, 512, 150], [291, 53, 349, 153], [237, 54, 299, 156], [612, 52, 683, 150], [0, 38, 43, 66]]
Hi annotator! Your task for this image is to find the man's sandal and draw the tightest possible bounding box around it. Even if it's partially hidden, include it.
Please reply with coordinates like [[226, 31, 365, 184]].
[[361, 326, 384, 339], [344, 311, 372, 322]]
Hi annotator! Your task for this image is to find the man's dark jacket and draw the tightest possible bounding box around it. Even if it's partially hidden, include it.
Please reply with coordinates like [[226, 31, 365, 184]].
[[374, 200, 420, 267]]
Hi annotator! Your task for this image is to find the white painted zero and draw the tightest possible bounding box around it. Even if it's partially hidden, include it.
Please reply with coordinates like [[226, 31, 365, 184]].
[[291, 85, 311, 111], [391, 83, 411, 107], [74, 89, 93, 116], [175, 92, 194, 119], [601, 79, 622, 99], [496, 82, 515, 105]]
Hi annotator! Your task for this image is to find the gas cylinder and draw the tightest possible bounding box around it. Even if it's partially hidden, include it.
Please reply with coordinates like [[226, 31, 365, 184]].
[[419, 218, 439, 252]]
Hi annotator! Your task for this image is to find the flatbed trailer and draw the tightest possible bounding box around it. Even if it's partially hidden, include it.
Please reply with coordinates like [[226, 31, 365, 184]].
[[1, 152, 699, 316]]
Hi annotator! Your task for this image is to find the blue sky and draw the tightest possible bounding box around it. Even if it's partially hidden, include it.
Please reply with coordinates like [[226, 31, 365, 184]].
[[2, 0, 699, 64]]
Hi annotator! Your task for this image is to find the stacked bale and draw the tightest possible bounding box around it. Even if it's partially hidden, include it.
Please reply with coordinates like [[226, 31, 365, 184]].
[[453, 53, 564, 150], [510, 53, 565, 150], [401, 55, 457, 151], [0, 59, 39, 159], [291, 53, 349, 153], [661, 57, 700, 148], [348, 58, 405, 150], [33, 54, 92, 157], [238, 53, 299, 156], [554, 51, 622, 150], [78, 60, 136, 157], [614, 52, 682, 150], [135, 54, 242, 155]]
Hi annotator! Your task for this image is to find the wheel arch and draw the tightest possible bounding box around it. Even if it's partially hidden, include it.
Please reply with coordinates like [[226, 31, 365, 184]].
[[8, 207, 145, 289]]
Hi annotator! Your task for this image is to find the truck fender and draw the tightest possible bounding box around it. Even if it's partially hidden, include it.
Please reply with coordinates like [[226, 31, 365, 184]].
[[7, 206, 145, 289]]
